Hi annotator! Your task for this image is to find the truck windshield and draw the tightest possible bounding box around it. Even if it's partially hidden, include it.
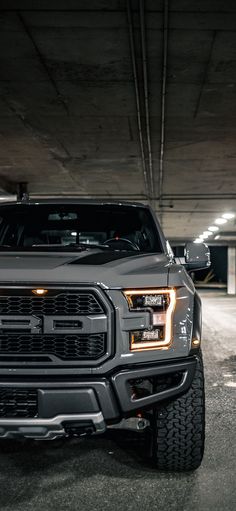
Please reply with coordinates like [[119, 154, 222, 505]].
[[0, 203, 163, 253]]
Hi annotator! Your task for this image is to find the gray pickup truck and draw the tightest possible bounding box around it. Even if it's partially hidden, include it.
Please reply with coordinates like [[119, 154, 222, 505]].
[[0, 199, 210, 471]]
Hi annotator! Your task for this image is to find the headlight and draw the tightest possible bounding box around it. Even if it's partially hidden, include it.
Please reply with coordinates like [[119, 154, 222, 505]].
[[123, 289, 176, 351]]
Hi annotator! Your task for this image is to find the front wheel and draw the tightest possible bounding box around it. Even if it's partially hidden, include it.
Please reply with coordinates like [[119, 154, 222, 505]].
[[151, 352, 205, 471]]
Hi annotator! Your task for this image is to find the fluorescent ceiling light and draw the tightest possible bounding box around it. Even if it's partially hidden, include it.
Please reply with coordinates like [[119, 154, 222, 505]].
[[214, 235, 220, 240], [194, 238, 202, 244], [0, 195, 16, 201], [208, 225, 219, 232], [215, 217, 227, 225], [222, 213, 235, 220], [203, 230, 213, 236]]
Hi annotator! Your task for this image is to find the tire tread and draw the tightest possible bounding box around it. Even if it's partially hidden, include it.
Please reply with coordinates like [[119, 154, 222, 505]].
[[153, 352, 205, 471]]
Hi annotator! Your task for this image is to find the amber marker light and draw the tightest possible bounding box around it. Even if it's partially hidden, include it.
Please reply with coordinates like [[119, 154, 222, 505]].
[[32, 289, 48, 296], [192, 338, 201, 347], [124, 288, 176, 351]]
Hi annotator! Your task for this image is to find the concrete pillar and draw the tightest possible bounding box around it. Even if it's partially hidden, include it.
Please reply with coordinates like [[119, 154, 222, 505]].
[[227, 247, 236, 294]]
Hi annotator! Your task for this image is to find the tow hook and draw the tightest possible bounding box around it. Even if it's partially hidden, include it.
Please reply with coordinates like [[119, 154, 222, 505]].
[[108, 417, 150, 432], [63, 421, 96, 437]]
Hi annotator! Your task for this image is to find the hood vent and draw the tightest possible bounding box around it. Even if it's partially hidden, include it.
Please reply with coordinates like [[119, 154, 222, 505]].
[[70, 251, 143, 265]]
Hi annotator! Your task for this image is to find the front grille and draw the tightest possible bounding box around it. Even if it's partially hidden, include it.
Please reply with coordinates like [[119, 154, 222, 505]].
[[0, 288, 110, 365], [0, 387, 38, 418], [0, 292, 104, 316], [0, 333, 106, 360]]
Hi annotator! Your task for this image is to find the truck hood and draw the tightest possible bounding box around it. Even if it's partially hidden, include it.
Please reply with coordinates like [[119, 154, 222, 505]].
[[0, 250, 170, 289]]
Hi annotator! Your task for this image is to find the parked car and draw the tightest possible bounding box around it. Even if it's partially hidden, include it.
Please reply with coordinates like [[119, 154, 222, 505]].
[[0, 199, 210, 471]]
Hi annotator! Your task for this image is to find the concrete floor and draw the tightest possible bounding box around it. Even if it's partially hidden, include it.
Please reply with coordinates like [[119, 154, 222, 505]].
[[0, 290, 235, 511]]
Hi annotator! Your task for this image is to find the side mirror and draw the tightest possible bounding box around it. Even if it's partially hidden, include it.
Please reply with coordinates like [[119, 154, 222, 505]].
[[184, 242, 211, 271]]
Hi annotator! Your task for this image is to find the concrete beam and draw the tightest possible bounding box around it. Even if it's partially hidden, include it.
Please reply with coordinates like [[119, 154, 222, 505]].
[[227, 247, 236, 294]]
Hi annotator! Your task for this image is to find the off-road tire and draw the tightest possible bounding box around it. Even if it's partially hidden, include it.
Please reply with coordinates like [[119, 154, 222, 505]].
[[152, 351, 205, 471]]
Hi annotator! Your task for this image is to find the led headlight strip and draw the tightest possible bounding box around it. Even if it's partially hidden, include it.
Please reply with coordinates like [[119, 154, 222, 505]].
[[123, 289, 176, 351]]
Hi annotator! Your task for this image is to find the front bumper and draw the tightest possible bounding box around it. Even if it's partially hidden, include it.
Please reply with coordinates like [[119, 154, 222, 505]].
[[0, 356, 198, 439], [0, 413, 106, 439]]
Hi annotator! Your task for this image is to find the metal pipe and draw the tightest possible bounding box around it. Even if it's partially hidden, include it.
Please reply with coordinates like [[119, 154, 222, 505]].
[[159, 0, 169, 220], [139, 0, 154, 198], [29, 192, 236, 202], [126, 0, 150, 199]]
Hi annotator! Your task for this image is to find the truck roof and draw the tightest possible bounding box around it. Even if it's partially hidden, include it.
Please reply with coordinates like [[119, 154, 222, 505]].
[[0, 198, 148, 208]]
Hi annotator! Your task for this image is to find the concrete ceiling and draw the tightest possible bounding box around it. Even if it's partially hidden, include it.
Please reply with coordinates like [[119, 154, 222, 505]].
[[0, 0, 236, 241]]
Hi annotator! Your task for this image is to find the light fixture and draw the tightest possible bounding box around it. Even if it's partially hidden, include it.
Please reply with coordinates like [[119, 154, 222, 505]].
[[222, 213, 235, 220], [32, 289, 48, 296], [123, 289, 176, 351], [203, 231, 213, 237], [0, 195, 17, 201], [214, 235, 220, 240], [192, 338, 201, 347], [215, 217, 227, 225], [194, 238, 202, 244], [208, 225, 219, 232]]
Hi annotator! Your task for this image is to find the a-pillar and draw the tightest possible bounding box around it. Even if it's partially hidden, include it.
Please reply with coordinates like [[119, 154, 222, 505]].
[[227, 247, 236, 294]]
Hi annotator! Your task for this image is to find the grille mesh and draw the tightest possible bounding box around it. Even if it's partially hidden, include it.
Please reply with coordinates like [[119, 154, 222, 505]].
[[0, 387, 38, 418], [0, 333, 106, 360], [0, 292, 104, 316], [0, 289, 109, 363]]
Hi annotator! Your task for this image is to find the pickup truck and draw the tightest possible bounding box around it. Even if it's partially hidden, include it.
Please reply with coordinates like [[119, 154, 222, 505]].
[[0, 199, 210, 471]]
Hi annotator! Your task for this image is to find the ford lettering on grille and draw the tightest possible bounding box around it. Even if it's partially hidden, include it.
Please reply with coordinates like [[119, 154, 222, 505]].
[[0, 315, 107, 335], [0, 315, 42, 334]]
